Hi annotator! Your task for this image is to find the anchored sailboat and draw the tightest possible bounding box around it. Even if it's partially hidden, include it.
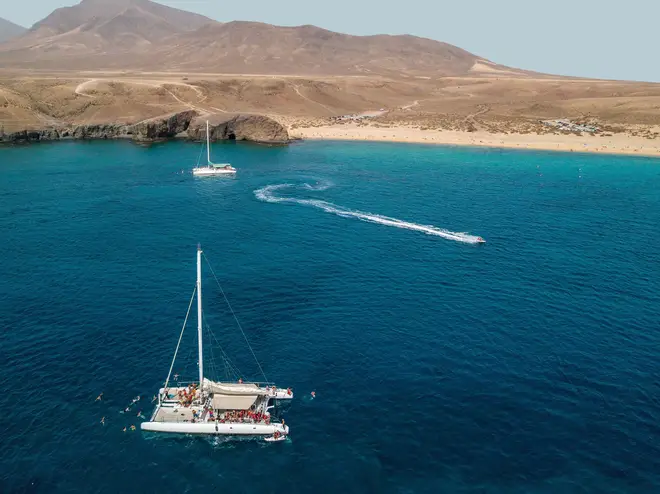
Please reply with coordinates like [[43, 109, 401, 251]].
[[192, 121, 237, 176], [141, 245, 292, 439]]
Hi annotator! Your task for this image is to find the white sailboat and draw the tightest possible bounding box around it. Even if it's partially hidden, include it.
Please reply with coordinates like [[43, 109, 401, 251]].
[[192, 121, 237, 176], [141, 245, 292, 439]]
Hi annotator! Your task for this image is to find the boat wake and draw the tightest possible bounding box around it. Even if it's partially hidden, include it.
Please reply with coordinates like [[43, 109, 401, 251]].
[[254, 181, 485, 244]]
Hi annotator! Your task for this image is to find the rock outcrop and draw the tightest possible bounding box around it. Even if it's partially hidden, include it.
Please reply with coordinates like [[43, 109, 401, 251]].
[[131, 110, 198, 141], [0, 111, 290, 144], [186, 114, 290, 144]]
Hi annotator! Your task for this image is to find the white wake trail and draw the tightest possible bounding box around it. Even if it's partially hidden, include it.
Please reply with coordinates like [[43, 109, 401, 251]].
[[254, 183, 485, 244]]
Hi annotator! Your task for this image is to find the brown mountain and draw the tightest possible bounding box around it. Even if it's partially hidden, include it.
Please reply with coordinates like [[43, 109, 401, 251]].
[[0, 0, 487, 76], [0, 0, 215, 60], [155, 21, 481, 76], [0, 17, 26, 43]]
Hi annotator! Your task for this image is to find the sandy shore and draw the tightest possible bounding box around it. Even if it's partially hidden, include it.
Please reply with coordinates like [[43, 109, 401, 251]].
[[290, 123, 660, 158]]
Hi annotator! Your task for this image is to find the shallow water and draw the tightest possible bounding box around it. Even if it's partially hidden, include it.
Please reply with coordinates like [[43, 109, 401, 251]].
[[1, 140, 659, 493]]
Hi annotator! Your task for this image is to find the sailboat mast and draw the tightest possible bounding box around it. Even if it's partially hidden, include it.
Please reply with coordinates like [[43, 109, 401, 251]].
[[196, 244, 204, 388], [206, 121, 211, 165]]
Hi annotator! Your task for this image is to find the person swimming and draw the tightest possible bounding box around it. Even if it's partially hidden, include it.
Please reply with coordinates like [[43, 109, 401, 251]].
[[95, 393, 103, 402], [310, 391, 316, 399], [100, 417, 105, 426]]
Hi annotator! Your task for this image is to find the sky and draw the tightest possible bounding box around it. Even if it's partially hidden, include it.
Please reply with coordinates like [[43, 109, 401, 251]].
[[2, 0, 656, 82]]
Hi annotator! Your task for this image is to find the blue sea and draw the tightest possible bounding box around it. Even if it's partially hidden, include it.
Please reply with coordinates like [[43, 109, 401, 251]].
[[1, 140, 659, 493]]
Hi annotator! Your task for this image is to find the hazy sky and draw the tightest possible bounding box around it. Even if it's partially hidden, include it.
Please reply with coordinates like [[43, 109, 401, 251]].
[[4, 0, 656, 82]]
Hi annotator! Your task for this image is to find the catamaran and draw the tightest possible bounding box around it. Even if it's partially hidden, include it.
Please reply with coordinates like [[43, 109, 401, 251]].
[[141, 245, 292, 440], [192, 121, 237, 176]]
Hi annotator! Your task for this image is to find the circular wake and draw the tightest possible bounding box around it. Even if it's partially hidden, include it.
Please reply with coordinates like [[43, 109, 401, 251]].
[[254, 181, 485, 244]]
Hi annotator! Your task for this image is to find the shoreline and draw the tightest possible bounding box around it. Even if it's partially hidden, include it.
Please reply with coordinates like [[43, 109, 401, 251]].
[[290, 124, 660, 158], [0, 112, 291, 146]]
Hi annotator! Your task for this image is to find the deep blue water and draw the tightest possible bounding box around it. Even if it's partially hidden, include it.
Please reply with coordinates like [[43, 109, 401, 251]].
[[1, 140, 660, 493]]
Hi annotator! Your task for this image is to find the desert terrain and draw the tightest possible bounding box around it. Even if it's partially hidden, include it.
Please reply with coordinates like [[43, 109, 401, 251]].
[[1, 0, 660, 155]]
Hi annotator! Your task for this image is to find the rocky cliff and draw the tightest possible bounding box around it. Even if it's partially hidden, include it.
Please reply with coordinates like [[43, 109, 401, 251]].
[[186, 114, 290, 144], [0, 111, 290, 144]]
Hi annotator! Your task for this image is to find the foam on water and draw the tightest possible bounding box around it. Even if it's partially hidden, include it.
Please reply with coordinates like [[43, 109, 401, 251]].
[[255, 182, 483, 244]]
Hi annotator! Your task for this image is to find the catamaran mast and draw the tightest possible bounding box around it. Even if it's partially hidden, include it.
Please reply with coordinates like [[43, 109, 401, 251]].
[[197, 244, 204, 388], [206, 121, 211, 165]]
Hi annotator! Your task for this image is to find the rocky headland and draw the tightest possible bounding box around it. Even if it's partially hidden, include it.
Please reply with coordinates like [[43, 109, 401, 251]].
[[0, 111, 290, 145]]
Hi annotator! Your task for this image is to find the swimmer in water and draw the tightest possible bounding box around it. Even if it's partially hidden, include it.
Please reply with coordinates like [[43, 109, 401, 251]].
[[100, 417, 105, 426], [311, 391, 316, 399], [122, 427, 127, 432], [151, 395, 157, 403], [95, 393, 103, 402], [130, 425, 136, 431]]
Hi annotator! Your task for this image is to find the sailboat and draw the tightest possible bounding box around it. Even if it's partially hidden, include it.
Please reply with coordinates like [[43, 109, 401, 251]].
[[141, 245, 292, 440], [192, 121, 237, 176]]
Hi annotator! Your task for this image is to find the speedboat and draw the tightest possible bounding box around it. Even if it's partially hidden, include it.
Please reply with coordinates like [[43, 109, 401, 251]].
[[476, 237, 486, 244]]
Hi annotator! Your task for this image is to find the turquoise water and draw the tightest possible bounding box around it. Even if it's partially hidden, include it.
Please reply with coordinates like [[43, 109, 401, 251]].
[[1, 140, 660, 493]]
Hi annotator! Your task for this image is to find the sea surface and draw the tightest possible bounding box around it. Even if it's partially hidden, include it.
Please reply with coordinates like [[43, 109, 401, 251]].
[[1, 140, 659, 493]]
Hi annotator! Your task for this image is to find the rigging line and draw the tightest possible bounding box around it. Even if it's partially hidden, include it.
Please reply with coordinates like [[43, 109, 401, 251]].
[[203, 316, 230, 383], [163, 285, 197, 395], [203, 311, 244, 381], [195, 138, 205, 167], [203, 252, 268, 383], [206, 328, 220, 383], [204, 322, 216, 379]]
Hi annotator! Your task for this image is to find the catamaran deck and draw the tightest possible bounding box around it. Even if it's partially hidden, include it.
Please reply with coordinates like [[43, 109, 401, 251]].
[[153, 405, 198, 423], [150, 382, 292, 425]]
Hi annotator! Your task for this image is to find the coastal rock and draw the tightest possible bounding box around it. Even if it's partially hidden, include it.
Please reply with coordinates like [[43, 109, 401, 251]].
[[186, 114, 290, 144], [0, 111, 289, 145], [131, 110, 198, 141], [0, 128, 60, 142], [71, 124, 127, 140]]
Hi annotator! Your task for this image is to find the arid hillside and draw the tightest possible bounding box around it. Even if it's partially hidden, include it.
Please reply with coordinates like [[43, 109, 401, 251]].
[[2, 72, 660, 134]]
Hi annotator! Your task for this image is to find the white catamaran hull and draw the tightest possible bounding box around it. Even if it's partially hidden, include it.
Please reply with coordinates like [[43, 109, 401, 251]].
[[141, 421, 289, 436], [193, 167, 236, 176]]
